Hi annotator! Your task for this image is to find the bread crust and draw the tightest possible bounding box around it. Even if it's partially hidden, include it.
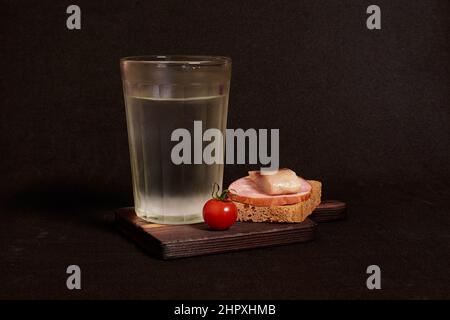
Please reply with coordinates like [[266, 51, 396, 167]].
[[234, 180, 322, 223]]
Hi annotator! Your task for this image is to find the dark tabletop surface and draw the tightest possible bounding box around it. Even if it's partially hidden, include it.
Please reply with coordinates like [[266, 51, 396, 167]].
[[1, 183, 449, 300]]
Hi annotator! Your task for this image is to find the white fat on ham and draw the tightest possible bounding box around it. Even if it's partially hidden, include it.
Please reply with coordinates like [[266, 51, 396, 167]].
[[248, 168, 303, 195]]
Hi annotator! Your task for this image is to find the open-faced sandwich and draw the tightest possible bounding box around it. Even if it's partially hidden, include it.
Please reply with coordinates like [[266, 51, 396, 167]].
[[228, 169, 321, 223]]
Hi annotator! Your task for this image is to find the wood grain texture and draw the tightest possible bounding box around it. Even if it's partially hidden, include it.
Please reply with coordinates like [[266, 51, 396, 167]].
[[115, 200, 346, 259], [116, 209, 317, 259]]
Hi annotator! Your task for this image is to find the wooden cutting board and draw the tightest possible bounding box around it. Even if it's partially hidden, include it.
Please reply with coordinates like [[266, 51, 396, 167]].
[[116, 200, 346, 260]]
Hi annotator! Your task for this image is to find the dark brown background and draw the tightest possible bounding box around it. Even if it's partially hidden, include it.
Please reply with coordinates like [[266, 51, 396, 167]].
[[1, 0, 449, 299]]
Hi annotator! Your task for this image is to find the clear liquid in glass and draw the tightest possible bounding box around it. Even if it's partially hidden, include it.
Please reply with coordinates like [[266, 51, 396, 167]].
[[124, 95, 228, 224]]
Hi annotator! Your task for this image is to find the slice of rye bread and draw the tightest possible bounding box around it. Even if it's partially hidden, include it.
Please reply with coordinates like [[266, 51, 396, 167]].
[[233, 180, 322, 223]]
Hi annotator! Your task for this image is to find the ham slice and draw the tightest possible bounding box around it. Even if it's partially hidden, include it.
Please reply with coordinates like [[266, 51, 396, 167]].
[[229, 170, 312, 206]]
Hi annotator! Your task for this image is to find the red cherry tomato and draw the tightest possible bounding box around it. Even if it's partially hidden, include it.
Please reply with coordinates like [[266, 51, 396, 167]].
[[203, 199, 237, 230]]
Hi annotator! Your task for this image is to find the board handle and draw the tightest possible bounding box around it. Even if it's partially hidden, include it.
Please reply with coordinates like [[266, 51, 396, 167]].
[[310, 200, 347, 223]]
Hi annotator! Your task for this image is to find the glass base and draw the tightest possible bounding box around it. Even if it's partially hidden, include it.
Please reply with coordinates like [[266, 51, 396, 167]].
[[136, 210, 204, 225]]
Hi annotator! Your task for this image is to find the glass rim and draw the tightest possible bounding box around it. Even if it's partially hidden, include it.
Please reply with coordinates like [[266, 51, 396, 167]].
[[120, 55, 231, 66]]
